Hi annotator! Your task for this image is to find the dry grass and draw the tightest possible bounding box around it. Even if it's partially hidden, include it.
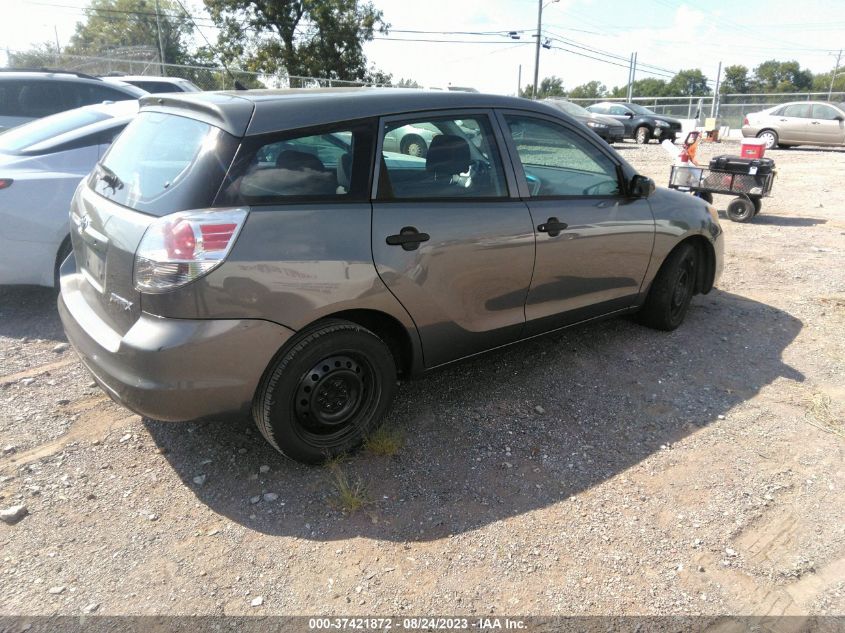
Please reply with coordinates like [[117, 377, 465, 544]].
[[806, 392, 845, 438], [326, 461, 369, 514], [364, 425, 404, 457]]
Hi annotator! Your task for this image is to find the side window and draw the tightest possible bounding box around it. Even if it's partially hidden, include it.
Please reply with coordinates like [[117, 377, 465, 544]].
[[782, 104, 811, 118], [378, 115, 507, 199], [0, 81, 24, 117], [812, 104, 841, 120], [220, 124, 374, 204], [16, 81, 66, 118], [609, 105, 629, 116], [504, 115, 621, 197], [588, 104, 608, 114]]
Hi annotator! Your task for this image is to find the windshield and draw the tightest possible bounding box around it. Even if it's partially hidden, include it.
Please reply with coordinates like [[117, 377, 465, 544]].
[[627, 103, 656, 116], [90, 110, 238, 215], [0, 109, 111, 154], [552, 100, 589, 116]]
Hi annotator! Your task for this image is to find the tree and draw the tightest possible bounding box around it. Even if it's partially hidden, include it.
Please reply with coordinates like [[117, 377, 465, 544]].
[[720, 65, 749, 94], [66, 0, 193, 65], [567, 80, 606, 99], [394, 77, 422, 88], [666, 69, 710, 96], [610, 77, 667, 98], [812, 70, 845, 94], [753, 59, 813, 92], [519, 75, 566, 99], [7, 43, 61, 68], [203, 0, 390, 82]]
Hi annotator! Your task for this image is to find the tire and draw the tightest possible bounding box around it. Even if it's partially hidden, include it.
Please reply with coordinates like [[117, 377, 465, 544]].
[[252, 319, 397, 464], [401, 135, 427, 158], [635, 126, 652, 144], [636, 243, 698, 331], [757, 129, 778, 149], [727, 197, 755, 222], [696, 191, 714, 204], [751, 196, 763, 215], [54, 237, 72, 289]]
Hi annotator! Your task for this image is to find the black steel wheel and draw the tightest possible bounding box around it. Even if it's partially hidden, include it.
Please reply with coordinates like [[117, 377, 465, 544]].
[[727, 197, 755, 222], [636, 243, 698, 331], [253, 320, 397, 464]]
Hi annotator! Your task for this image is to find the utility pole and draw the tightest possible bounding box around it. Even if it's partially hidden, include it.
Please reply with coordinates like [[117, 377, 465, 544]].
[[627, 52, 638, 101], [154, 0, 166, 76], [517, 64, 522, 97], [625, 52, 634, 100], [829, 49, 842, 100], [532, 0, 558, 99], [54, 26, 60, 66], [711, 60, 722, 118]]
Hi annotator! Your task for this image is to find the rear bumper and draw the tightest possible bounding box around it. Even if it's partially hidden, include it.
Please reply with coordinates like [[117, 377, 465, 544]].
[[58, 257, 295, 422]]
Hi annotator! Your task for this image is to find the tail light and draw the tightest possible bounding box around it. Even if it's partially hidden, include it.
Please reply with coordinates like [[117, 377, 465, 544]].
[[134, 208, 248, 293], [0, 179, 13, 190], [743, 116, 749, 126]]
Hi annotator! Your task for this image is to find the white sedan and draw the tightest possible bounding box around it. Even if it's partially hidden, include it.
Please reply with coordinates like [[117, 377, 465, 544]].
[[0, 100, 138, 287]]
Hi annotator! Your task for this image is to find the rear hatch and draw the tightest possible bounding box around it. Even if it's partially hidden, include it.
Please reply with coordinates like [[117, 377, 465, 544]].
[[69, 108, 242, 336]]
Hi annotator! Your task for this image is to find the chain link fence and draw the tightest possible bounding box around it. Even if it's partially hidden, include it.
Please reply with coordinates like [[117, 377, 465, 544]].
[[568, 93, 845, 130]]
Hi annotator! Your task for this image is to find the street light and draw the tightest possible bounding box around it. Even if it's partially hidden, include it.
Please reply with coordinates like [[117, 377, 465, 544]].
[[532, 0, 559, 99]]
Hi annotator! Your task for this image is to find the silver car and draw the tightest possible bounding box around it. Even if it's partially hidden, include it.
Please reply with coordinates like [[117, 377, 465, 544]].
[[58, 89, 723, 464], [742, 101, 845, 149]]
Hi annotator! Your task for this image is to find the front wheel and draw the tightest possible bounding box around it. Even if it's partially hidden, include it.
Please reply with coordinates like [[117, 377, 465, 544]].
[[253, 320, 397, 464], [636, 243, 697, 331], [635, 126, 652, 144]]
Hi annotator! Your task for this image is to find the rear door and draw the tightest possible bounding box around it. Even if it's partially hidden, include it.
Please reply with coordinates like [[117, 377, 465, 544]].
[[371, 110, 535, 368], [807, 104, 845, 144], [497, 111, 654, 337]]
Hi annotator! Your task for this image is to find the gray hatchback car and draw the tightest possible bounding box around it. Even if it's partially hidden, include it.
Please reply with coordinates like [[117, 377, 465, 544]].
[[59, 89, 723, 463]]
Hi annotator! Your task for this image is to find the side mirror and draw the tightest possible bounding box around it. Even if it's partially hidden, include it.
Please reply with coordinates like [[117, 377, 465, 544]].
[[835, 114, 845, 122], [630, 174, 655, 198], [625, 112, 634, 118]]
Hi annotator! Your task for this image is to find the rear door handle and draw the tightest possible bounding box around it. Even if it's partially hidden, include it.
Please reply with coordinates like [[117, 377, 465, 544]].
[[537, 217, 568, 237], [811, 121, 821, 125], [386, 226, 430, 251]]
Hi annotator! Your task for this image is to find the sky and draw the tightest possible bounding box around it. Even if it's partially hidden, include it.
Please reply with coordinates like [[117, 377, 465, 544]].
[[2, 0, 844, 95]]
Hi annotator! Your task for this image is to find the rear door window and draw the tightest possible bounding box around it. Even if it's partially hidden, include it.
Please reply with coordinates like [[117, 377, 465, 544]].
[[91, 110, 238, 215], [219, 123, 375, 204], [377, 115, 507, 199], [782, 104, 811, 118], [13, 81, 67, 118]]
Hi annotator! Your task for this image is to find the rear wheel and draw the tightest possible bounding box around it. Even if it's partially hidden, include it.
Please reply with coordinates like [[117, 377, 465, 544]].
[[253, 320, 397, 464], [757, 129, 778, 149], [635, 126, 652, 144], [636, 243, 698, 331], [727, 197, 755, 222]]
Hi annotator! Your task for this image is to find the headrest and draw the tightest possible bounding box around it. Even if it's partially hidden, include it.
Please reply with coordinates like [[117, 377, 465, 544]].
[[276, 150, 325, 172], [426, 135, 470, 176]]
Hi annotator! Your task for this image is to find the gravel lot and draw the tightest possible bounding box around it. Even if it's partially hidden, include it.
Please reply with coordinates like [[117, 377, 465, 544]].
[[1, 140, 844, 624]]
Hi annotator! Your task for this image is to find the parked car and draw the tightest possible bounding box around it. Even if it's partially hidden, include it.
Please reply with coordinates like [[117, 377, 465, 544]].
[[58, 89, 723, 464], [101, 75, 202, 94], [382, 120, 481, 157], [0, 69, 145, 131], [543, 98, 625, 143], [742, 101, 845, 149], [586, 101, 682, 144], [0, 100, 138, 287]]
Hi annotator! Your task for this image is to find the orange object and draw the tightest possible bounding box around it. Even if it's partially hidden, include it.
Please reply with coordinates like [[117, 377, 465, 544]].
[[680, 131, 701, 165], [740, 138, 766, 159]]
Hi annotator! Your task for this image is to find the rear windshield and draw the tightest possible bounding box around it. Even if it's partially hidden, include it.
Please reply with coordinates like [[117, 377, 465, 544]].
[[0, 109, 111, 154], [89, 111, 238, 216]]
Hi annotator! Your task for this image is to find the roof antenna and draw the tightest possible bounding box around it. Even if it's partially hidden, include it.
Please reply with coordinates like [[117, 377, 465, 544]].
[[172, 0, 249, 90]]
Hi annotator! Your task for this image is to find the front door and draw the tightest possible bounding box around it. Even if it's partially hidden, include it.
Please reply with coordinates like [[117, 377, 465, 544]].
[[371, 111, 535, 368], [498, 112, 655, 337], [807, 103, 845, 145]]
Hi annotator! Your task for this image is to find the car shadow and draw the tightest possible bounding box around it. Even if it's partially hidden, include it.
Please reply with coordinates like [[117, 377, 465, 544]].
[[145, 289, 804, 543], [0, 286, 65, 342]]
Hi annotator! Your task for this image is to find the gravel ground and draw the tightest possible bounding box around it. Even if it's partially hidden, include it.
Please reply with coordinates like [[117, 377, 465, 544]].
[[1, 140, 844, 623]]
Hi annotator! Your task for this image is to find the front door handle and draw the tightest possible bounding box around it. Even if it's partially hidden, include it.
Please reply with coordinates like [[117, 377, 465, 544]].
[[386, 226, 430, 251], [811, 121, 821, 125], [537, 217, 568, 237]]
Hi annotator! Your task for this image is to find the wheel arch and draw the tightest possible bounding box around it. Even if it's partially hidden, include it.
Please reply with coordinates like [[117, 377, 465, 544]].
[[676, 234, 716, 295]]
